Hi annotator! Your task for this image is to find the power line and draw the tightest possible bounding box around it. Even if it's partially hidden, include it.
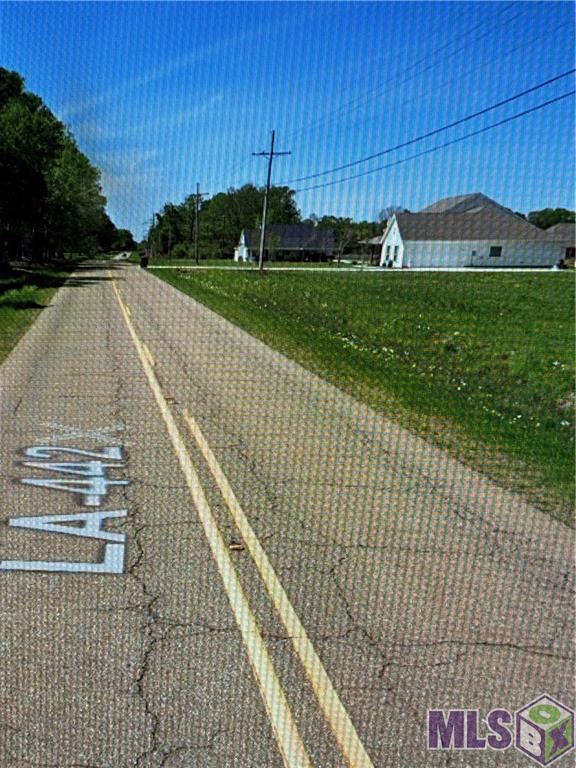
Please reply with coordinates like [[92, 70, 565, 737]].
[[226, 4, 521, 186], [209, 7, 563, 205], [295, 90, 575, 193], [282, 69, 575, 185], [252, 130, 291, 272], [311, 19, 572, 153], [283, 2, 522, 143]]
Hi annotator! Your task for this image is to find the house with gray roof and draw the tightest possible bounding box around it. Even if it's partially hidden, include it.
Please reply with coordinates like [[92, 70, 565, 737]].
[[234, 224, 334, 262], [544, 222, 575, 263], [418, 192, 513, 215], [380, 194, 563, 269]]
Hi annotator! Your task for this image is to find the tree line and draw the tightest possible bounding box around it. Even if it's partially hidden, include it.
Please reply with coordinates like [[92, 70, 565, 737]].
[[521, 208, 575, 230], [146, 187, 576, 264], [0, 68, 134, 273], [145, 184, 383, 261]]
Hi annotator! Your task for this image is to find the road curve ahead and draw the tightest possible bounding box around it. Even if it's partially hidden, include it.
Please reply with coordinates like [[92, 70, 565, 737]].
[[0, 262, 573, 768]]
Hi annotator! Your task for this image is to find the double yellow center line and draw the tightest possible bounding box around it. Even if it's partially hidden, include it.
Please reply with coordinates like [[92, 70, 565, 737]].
[[110, 274, 375, 768]]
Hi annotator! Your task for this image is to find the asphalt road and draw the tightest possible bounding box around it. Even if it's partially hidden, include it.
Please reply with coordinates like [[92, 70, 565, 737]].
[[0, 262, 573, 768]]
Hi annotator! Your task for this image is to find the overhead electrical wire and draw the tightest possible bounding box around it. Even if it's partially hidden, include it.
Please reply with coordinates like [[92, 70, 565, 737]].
[[318, 19, 572, 148], [228, 13, 567, 193], [209, 6, 559, 197], [280, 69, 575, 185], [295, 90, 575, 193]]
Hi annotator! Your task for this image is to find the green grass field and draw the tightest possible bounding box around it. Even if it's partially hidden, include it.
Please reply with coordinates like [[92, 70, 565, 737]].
[[0, 267, 72, 364], [156, 268, 575, 523]]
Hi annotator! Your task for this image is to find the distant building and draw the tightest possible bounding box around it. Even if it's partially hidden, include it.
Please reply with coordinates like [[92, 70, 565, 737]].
[[380, 194, 563, 269], [234, 224, 334, 262], [418, 192, 514, 215], [544, 222, 575, 263]]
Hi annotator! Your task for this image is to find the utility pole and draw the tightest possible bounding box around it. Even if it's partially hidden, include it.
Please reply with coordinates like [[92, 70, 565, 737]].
[[152, 213, 160, 259], [253, 130, 291, 272], [194, 182, 208, 265], [143, 216, 155, 258]]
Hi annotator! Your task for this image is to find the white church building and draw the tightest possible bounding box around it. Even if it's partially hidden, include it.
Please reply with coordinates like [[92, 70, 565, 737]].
[[380, 194, 564, 269]]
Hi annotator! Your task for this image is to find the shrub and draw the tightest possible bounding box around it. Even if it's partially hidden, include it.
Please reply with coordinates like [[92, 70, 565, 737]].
[[171, 243, 192, 260], [0, 284, 41, 308]]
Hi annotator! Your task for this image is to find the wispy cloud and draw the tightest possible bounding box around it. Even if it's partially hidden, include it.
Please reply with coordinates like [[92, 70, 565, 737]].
[[59, 23, 266, 119], [83, 93, 225, 142]]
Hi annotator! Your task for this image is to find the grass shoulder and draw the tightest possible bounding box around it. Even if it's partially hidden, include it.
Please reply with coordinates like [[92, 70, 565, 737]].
[[154, 268, 575, 525], [0, 264, 74, 364]]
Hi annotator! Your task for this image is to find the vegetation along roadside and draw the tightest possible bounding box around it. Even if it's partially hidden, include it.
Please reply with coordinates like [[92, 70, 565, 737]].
[[0, 266, 73, 364], [155, 267, 575, 525]]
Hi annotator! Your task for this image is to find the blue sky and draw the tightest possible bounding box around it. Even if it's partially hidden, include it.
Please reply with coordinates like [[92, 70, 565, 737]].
[[1, 1, 574, 239]]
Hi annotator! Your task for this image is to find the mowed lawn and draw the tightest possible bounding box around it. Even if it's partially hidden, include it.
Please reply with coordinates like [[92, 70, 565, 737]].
[[156, 268, 575, 523], [0, 267, 72, 364]]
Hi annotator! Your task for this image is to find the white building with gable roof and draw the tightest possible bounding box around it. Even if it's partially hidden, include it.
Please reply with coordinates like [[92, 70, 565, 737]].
[[380, 194, 563, 269]]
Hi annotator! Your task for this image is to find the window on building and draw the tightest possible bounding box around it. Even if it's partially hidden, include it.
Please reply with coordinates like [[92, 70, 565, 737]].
[[393, 245, 399, 260], [489, 246, 502, 258], [386, 245, 391, 259]]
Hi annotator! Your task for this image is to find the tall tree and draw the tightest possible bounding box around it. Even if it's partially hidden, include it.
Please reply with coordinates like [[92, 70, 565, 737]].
[[0, 67, 129, 270], [527, 208, 575, 229], [147, 184, 301, 260], [45, 136, 107, 257], [112, 229, 137, 251], [318, 216, 356, 264], [0, 82, 64, 265]]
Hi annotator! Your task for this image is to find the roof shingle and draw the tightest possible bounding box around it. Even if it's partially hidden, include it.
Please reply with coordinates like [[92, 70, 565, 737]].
[[544, 222, 575, 242], [418, 192, 511, 214], [396, 209, 551, 242], [244, 224, 334, 250]]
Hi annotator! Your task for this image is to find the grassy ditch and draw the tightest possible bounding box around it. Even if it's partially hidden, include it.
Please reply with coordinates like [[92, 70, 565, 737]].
[[0, 266, 73, 364], [155, 268, 575, 523]]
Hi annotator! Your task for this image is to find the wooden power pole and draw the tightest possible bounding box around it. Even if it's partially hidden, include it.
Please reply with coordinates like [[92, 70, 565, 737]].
[[194, 182, 208, 265], [253, 130, 291, 272]]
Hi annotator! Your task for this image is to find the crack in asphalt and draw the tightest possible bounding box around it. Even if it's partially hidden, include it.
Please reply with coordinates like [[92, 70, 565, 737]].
[[328, 551, 574, 668], [124, 491, 164, 768], [377, 637, 574, 662], [116, 269, 574, 767], [328, 556, 381, 648], [118, 441, 233, 765], [104, 289, 164, 768]]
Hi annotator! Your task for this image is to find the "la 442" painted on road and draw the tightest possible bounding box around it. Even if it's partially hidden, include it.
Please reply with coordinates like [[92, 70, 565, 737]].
[[1, 445, 129, 574]]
